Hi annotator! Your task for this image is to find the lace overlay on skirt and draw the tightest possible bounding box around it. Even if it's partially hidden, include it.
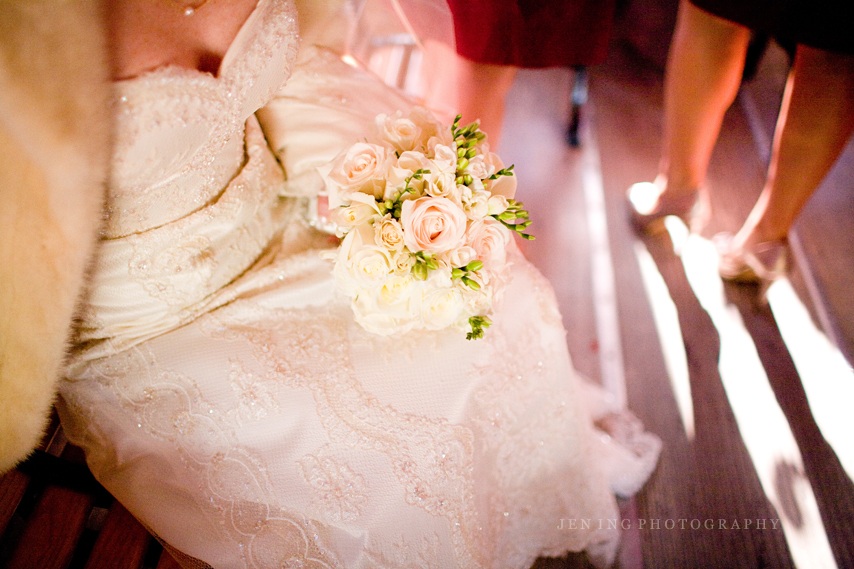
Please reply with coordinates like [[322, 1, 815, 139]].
[[62, 235, 653, 568]]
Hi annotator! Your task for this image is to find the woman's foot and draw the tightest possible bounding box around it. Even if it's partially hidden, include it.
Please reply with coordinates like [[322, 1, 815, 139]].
[[715, 232, 788, 295], [626, 178, 708, 235]]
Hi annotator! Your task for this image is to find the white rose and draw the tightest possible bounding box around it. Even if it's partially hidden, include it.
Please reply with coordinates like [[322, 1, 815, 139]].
[[375, 215, 405, 251], [323, 143, 389, 208], [331, 192, 381, 228], [376, 274, 420, 318], [377, 111, 422, 152], [340, 227, 393, 290], [409, 106, 451, 148], [352, 292, 406, 336], [333, 228, 365, 296], [391, 250, 415, 275], [350, 246, 393, 289], [420, 285, 466, 330], [351, 278, 420, 335], [437, 245, 477, 270]]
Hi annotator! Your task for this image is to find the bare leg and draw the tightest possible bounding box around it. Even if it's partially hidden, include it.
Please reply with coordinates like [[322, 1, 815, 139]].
[[732, 45, 854, 247], [419, 39, 461, 123], [419, 43, 517, 149], [656, 0, 751, 199], [453, 58, 517, 150]]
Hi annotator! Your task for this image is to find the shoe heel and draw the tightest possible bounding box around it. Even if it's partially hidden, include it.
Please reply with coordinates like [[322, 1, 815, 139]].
[[716, 233, 788, 301], [627, 183, 704, 235]]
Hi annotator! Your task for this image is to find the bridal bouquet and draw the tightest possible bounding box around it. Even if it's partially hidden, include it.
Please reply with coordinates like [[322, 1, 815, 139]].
[[318, 107, 533, 340]]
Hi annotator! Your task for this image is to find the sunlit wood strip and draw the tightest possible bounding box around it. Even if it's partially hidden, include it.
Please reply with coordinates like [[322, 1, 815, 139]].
[[633, 241, 695, 439], [766, 278, 854, 477], [678, 233, 837, 569]]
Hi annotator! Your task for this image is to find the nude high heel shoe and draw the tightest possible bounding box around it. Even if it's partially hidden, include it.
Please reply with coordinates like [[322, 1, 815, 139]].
[[627, 182, 709, 235], [715, 232, 788, 297]]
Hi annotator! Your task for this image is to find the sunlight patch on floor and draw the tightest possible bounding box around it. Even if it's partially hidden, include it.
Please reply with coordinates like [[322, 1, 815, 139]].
[[766, 278, 854, 478], [633, 240, 695, 440], [678, 232, 837, 569]]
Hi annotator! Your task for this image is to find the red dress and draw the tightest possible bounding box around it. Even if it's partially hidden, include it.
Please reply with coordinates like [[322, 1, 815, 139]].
[[446, 0, 617, 68]]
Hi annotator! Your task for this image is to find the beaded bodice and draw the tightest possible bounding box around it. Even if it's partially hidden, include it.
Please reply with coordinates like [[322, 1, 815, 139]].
[[74, 0, 301, 360]]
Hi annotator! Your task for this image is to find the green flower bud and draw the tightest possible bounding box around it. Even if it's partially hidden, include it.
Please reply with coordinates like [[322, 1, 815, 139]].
[[462, 276, 480, 291], [465, 260, 483, 272], [412, 263, 428, 281]]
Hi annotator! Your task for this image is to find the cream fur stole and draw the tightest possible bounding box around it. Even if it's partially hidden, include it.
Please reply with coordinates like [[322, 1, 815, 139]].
[[0, 0, 111, 472]]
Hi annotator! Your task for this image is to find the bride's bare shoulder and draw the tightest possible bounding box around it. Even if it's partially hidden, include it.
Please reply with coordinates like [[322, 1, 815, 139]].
[[106, 0, 258, 80]]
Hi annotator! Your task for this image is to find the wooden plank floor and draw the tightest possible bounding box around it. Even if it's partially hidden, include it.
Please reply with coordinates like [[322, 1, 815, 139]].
[[496, 31, 854, 569]]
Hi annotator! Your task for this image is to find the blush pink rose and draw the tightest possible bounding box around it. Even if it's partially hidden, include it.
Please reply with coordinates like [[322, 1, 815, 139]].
[[466, 217, 510, 271], [401, 196, 467, 254]]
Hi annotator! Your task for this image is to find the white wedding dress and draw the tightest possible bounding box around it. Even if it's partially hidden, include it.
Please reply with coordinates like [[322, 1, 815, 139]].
[[58, 1, 660, 568]]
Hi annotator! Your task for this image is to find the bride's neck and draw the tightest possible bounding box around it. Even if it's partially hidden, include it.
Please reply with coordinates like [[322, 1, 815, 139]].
[[106, 0, 258, 80]]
